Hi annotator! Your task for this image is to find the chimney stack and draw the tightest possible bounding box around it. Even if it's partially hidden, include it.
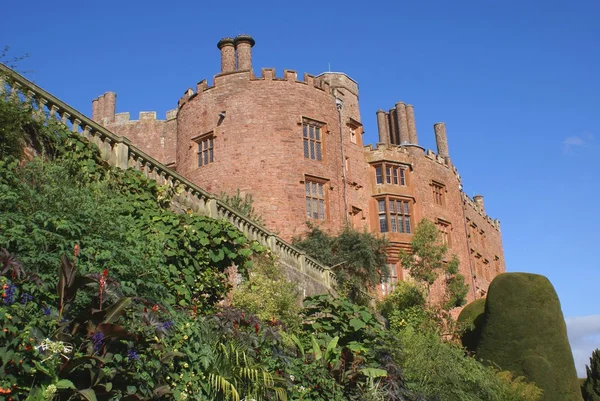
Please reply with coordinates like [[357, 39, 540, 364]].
[[217, 37, 236, 73], [234, 34, 255, 71], [395, 102, 410, 144], [405, 104, 418, 144], [376, 109, 390, 144], [434, 122, 450, 161], [473, 195, 485, 212], [92, 98, 99, 122], [103, 92, 116, 124]]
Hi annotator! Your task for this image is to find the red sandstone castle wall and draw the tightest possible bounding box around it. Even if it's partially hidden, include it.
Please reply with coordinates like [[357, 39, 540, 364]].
[[88, 35, 506, 304], [91, 93, 177, 166], [175, 69, 368, 240]]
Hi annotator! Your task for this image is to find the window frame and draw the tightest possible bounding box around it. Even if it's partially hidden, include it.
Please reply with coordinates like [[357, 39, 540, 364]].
[[302, 117, 325, 162], [304, 175, 329, 221], [376, 196, 413, 234], [381, 263, 399, 296], [431, 180, 445, 206], [437, 218, 452, 247], [193, 132, 215, 168], [373, 162, 407, 187]]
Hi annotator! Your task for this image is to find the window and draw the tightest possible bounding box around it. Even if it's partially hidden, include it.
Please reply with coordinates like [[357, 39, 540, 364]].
[[305, 179, 326, 220], [303, 120, 323, 161], [377, 197, 412, 233], [374, 163, 406, 186], [432, 181, 445, 206], [437, 220, 452, 247], [197, 134, 214, 167], [381, 264, 398, 296], [350, 127, 357, 144]]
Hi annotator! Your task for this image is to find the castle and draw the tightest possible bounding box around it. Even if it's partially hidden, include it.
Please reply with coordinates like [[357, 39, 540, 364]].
[[90, 35, 505, 302]]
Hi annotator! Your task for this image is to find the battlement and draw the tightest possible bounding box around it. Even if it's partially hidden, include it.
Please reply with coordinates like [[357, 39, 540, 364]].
[[112, 109, 177, 124], [462, 193, 501, 231], [177, 68, 334, 109]]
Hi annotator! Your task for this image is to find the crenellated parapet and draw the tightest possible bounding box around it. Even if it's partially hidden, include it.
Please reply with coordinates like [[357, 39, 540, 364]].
[[177, 67, 333, 109], [462, 192, 501, 231], [112, 109, 178, 124]]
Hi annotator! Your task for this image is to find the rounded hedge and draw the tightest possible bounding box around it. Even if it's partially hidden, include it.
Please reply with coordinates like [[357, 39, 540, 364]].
[[457, 298, 486, 352], [475, 273, 582, 401]]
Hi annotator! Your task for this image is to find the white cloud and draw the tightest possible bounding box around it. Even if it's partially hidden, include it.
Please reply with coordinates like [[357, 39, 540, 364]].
[[566, 315, 600, 377], [563, 131, 595, 153]]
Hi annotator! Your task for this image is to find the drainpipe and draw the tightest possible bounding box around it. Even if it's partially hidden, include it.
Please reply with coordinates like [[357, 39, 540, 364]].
[[461, 193, 478, 300], [336, 97, 349, 226]]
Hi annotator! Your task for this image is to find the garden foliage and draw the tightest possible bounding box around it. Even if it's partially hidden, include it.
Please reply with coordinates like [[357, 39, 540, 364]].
[[582, 349, 600, 401], [457, 298, 486, 352], [292, 226, 388, 306], [0, 93, 551, 401], [475, 273, 582, 401]]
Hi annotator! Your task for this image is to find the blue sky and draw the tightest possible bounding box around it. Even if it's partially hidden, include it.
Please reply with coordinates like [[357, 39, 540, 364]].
[[2, 0, 598, 375]]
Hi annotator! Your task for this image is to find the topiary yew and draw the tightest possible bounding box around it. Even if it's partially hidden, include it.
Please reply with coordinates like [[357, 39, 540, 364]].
[[476, 273, 582, 401], [457, 297, 486, 352]]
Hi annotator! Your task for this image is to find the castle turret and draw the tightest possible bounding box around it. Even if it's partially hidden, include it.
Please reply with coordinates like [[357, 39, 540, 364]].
[[434, 122, 450, 161], [406, 104, 418, 144], [234, 34, 255, 71], [395, 102, 410, 144], [217, 37, 236, 73], [376, 109, 389, 144], [91, 92, 116, 125]]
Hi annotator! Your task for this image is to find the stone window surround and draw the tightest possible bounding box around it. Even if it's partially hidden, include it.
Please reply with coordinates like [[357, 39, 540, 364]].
[[375, 195, 414, 234], [374, 162, 409, 186], [303, 174, 330, 221], [192, 131, 215, 167], [301, 116, 327, 162], [431, 180, 446, 206]]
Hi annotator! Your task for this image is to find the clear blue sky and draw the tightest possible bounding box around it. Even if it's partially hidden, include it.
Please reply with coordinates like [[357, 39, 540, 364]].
[[2, 0, 599, 372]]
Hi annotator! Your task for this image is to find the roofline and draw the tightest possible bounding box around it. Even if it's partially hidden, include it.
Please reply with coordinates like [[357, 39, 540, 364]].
[[314, 71, 359, 86]]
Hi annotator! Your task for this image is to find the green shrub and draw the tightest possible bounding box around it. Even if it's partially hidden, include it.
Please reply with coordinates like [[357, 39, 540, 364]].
[[582, 349, 600, 401], [398, 327, 542, 401], [457, 298, 486, 352], [231, 253, 302, 330], [293, 226, 388, 306], [476, 273, 582, 401]]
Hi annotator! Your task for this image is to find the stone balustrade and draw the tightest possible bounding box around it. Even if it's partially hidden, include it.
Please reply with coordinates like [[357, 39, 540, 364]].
[[0, 63, 335, 295]]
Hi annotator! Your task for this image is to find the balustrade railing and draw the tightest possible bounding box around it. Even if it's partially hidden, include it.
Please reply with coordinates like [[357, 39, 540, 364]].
[[0, 64, 335, 291]]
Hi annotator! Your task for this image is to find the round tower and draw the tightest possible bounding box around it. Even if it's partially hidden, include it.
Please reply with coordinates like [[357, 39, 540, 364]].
[[174, 36, 368, 240]]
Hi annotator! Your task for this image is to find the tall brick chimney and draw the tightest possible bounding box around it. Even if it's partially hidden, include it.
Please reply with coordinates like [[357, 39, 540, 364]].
[[405, 104, 418, 144], [217, 37, 236, 73], [92, 97, 100, 122], [434, 122, 450, 160], [395, 102, 410, 144], [473, 195, 485, 212], [234, 34, 255, 71], [103, 91, 116, 124], [376, 109, 390, 144]]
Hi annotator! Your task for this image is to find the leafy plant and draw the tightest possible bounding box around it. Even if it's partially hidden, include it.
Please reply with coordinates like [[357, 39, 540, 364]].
[[220, 189, 265, 226], [231, 253, 302, 330], [293, 226, 388, 305]]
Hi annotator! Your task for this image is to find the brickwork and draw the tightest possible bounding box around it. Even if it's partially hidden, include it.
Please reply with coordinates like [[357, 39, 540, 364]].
[[89, 34, 505, 303], [92, 104, 177, 166]]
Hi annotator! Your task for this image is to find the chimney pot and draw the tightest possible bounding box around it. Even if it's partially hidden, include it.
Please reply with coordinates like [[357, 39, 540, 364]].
[[234, 34, 255, 71], [217, 37, 236, 73]]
